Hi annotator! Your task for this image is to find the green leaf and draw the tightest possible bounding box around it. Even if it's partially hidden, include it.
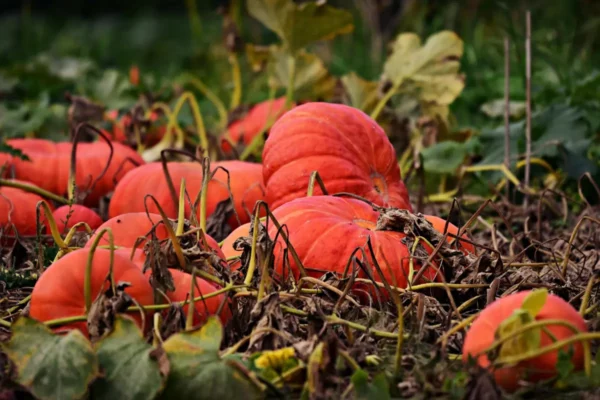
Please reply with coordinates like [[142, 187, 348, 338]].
[[383, 31, 464, 107], [247, 0, 354, 53], [421, 141, 469, 174], [2, 317, 99, 400], [91, 317, 165, 400], [521, 289, 548, 318], [272, 48, 335, 101], [0, 141, 30, 161], [341, 72, 379, 112], [161, 317, 260, 399], [351, 369, 391, 400], [88, 69, 137, 110]]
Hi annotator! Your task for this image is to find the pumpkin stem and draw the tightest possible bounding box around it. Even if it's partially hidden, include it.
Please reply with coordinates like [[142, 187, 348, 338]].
[[229, 53, 242, 111], [245, 205, 265, 287], [171, 91, 209, 157], [35, 201, 68, 251], [144, 194, 186, 268], [176, 178, 187, 237], [185, 267, 198, 330], [0, 179, 68, 205], [180, 73, 228, 130], [72, 123, 115, 203], [160, 148, 202, 209], [84, 227, 116, 313], [199, 157, 211, 233], [152, 313, 163, 347], [306, 171, 329, 197], [285, 54, 296, 110], [239, 83, 278, 161]]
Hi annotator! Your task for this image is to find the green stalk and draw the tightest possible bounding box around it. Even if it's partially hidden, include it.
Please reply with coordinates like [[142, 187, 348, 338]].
[[285, 54, 296, 109]]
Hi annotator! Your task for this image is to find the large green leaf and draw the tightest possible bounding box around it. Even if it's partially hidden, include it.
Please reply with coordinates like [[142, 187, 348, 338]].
[[161, 317, 261, 399], [383, 31, 464, 110], [351, 369, 390, 400], [421, 141, 468, 174], [478, 103, 596, 179], [2, 317, 99, 400], [272, 48, 335, 101], [87, 69, 137, 110], [247, 0, 353, 53], [91, 317, 165, 400]]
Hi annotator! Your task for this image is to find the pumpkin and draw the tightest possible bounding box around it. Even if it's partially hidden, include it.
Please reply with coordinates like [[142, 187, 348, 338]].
[[220, 221, 252, 270], [164, 269, 231, 326], [2, 138, 144, 205], [423, 215, 475, 254], [86, 212, 225, 259], [109, 161, 266, 230], [268, 196, 438, 295], [262, 102, 412, 211], [0, 182, 50, 241], [29, 248, 155, 335], [108, 110, 166, 146], [50, 204, 103, 234], [462, 290, 588, 391], [221, 97, 291, 155]]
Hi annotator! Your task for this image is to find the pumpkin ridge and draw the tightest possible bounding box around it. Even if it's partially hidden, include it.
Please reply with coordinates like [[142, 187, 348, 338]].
[[270, 114, 373, 169]]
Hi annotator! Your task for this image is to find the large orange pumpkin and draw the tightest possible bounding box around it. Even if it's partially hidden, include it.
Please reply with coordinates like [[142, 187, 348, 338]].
[[262, 103, 412, 211], [462, 291, 588, 391], [221, 97, 291, 155], [108, 161, 265, 230], [268, 196, 438, 296], [2, 138, 144, 205], [29, 248, 155, 335]]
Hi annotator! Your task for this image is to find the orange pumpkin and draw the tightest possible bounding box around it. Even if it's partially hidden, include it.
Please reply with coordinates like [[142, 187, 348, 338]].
[[220, 222, 252, 270], [87, 212, 224, 259], [0, 182, 50, 243], [29, 248, 155, 335], [262, 103, 412, 211], [268, 196, 439, 297], [163, 269, 231, 326], [462, 291, 588, 391], [221, 97, 291, 155], [2, 138, 144, 206], [50, 204, 103, 234], [108, 161, 265, 230]]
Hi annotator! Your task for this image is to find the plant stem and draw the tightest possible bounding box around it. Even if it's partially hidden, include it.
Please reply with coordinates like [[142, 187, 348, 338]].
[[1, 179, 68, 204], [229, 53, 242, 110], [370, 79, 402, 121], [285, 54, 296, 109], [524, 11, 532, 208]]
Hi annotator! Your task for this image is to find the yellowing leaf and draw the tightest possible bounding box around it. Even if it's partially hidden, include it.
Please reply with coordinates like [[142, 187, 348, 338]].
[[382, 31, 464, 115], [247, 0, 354, 53], [272, 49, 335, 101], [521, 289, 548, 318], [341, 72, 379, 112], [161, 317, 260, 399], [2, 317, 99, 400]]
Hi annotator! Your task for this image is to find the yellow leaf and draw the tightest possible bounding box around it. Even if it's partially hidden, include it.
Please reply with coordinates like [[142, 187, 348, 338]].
[[341, 72, 379, 112], [521, 289, 548, 318], [383, 31, 465, 108]]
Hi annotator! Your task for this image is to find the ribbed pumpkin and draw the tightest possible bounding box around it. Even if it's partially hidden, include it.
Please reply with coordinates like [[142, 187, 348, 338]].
[[268, 196, 438, 295], [29, 248, 155, 335], [221, 97, 291, 155], [109, 161, 265, 229], [262, 103, 412, 211], [2, 138, 144, 205], [462, 291, 588, 391]]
